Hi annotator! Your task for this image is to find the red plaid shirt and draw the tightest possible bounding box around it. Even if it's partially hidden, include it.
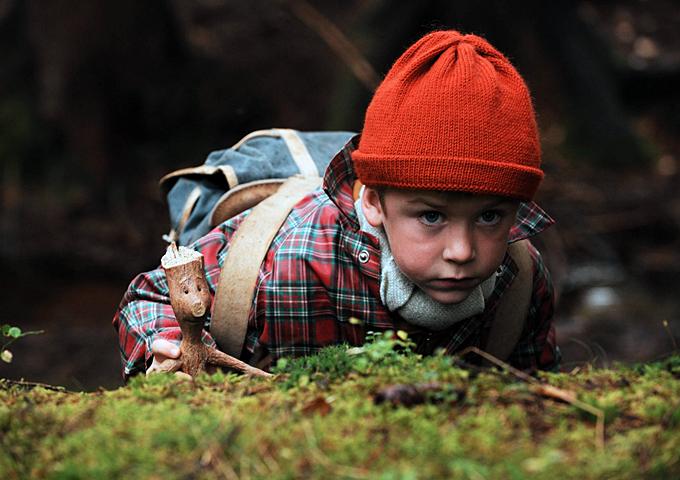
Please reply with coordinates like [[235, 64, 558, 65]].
[[113, 137, 560, 378]]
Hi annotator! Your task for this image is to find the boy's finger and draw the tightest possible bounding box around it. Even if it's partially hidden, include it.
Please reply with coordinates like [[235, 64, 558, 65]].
[[156, 358, 181, 372], [174, 371, 193, 381], [146, 358, 181, 376], [151, 339, 181, 358]]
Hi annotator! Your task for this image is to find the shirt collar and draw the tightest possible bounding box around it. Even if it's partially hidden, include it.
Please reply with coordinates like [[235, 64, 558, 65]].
[[322, 135, 363, 230], [509, 201, 555, 242], [322, 135, 555, 241]]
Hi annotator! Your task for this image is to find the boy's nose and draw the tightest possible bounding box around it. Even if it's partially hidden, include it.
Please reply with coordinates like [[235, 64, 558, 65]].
[[442, 228, 476, 264]]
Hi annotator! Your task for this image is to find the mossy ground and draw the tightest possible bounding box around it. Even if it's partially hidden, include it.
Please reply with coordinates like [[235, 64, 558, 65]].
[[1, 335, 679, 479]]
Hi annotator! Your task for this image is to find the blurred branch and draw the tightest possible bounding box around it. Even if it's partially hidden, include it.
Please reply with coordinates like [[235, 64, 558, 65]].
[[0, 0, 13, 22], [281, 0, 381, 91]]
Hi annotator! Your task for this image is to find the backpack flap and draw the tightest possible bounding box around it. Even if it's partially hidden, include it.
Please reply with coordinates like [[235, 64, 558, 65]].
[[210, 179, 284, 227], [161, 165, 238, 245], [160, 129, 355, 246]]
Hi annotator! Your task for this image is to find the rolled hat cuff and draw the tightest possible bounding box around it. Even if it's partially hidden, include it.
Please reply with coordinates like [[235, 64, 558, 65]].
[[352, 153, 544, 201]]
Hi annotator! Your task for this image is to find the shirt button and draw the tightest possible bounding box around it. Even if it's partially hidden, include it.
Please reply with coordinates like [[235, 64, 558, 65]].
[[358, 250, 370, 263]]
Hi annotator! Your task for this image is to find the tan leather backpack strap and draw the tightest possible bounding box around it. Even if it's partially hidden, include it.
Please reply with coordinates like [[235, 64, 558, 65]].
[[484, 239, 534, 362], [210, 175, 322, 357], [277, 129, 319, 176]]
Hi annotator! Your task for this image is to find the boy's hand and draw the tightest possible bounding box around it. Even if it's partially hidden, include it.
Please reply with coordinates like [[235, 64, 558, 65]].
[[146, 338, 192, 380]]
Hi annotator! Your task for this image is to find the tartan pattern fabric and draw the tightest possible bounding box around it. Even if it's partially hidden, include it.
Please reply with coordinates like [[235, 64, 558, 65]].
[[113, 137, 560, 378]]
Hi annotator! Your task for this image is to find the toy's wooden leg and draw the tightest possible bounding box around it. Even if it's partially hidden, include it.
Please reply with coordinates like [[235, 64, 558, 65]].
[[180, 340, 210, 378], [207, 347, 273, 378]]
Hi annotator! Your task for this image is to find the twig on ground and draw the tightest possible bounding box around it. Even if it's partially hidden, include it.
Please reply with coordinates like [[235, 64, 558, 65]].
[[567, 338, 600, 366], [590, 341, 610, 367], [0, 378, 74, 393], [458, 346, 535, 383], [457, 346, 606, 450]]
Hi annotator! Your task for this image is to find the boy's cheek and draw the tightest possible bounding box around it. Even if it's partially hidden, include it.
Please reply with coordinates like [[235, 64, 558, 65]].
[[476, 236, 511, 273]]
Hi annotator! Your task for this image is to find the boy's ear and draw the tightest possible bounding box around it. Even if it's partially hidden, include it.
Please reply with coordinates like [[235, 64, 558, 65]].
[[361, 187, 385, 228]]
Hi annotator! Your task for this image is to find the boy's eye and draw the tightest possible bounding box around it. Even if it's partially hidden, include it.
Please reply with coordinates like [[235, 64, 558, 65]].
[[419, 211, 444, 225], [477, 210, 502, 226]]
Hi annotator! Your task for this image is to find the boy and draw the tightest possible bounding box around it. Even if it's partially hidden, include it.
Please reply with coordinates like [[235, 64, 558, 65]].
[[113, 30, 560, 379]]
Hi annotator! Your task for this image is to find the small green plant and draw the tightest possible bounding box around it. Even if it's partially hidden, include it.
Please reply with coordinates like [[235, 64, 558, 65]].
[[272, 329, 417, 389], [1, 324, 43, 363], [346, 329, 416, 373]]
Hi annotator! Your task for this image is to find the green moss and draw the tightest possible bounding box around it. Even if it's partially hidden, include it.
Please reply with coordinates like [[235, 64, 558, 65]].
[[1, 344, 679, 479]]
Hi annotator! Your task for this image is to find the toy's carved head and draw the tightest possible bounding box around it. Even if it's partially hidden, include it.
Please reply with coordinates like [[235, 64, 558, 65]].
[[170, 269, 211, 324], [166, 262, 211, 325], [161, 245, 212, 327]]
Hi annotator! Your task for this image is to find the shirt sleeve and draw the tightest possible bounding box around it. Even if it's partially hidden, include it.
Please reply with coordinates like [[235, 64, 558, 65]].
[[112, 215, 246, 379], [507, 242, 562, 372]]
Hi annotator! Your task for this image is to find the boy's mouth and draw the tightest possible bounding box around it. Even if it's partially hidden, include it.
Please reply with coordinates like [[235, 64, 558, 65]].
[[427, 277, 478, 290]]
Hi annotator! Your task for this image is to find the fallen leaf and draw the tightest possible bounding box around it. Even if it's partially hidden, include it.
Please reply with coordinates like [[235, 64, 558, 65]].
[[301, 396, 332, 416]]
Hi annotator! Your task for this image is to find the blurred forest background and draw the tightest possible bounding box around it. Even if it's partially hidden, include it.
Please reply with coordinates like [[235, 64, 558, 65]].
[[1, 0, 679, 390]]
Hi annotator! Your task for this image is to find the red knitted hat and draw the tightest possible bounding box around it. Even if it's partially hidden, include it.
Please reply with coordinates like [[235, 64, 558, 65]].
[[352, 30, 543, 201]]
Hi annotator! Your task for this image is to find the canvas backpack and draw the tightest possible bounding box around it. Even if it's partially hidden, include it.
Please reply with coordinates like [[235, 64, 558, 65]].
[[159, 128, 533, 364], [160, 128, 355, 246]]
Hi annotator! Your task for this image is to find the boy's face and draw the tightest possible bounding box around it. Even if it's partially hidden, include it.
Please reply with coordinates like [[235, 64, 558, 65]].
[[362, 187, 519, 305]]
